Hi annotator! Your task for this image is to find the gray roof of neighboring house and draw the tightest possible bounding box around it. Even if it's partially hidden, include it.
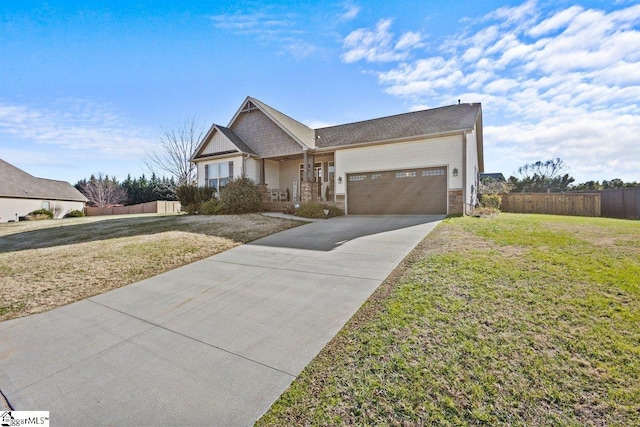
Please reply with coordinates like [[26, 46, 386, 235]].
[[480, 173, 506, 181], [249, 97, 316, 149], [314, 103, 482, 148], [216, 125, 257, 155], [0, 159, 88, 202]]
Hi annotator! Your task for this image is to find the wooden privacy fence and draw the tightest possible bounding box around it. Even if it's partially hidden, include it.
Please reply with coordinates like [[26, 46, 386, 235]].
[[85, 200, 181, 216], [601, 188, 640, 219], [501, 193, 601, 217]]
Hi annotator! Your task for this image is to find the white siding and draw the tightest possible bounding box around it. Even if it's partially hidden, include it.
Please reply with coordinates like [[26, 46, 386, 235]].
[[201, 131, 236, 155], [334, 135, 463, 195], [244, 158, 260, 183], [264, 159, 280, 189], [196, 156, 244, 187], [278, 159, 301, 196], [0, 198, 85, 222], [465, 128, 480, 208]]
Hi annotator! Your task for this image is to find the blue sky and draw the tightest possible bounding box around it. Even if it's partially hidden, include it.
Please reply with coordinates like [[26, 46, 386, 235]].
[[1, 0, 639, 184]]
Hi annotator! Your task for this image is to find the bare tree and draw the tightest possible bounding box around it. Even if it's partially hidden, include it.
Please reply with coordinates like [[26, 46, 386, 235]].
[[77, 174, 128, 207], [144, 117, 205, 186], [511, 158, 574, 192]]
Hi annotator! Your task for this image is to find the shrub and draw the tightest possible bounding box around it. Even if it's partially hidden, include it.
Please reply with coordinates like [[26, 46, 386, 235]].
[[29, 209, 54, 220], [294, 202, 344, 219], [64, 209, 85, 218], [200, 199, 224, 215], [323, 205, 344, 218], [219, 177, 262, 214], [183, 203, 200, 215], [480, 194, 502, 210], [295, 202, 326, 219], [176, 185, 216, 214]]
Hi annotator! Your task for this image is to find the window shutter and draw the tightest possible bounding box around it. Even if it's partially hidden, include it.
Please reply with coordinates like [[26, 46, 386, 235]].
[[228, 161, 234, 179], [204, 164, 209, 186]]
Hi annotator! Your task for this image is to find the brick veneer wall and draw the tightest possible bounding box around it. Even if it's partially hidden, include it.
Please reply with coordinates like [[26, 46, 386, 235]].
[[300, 181, 318, 202], [448, 190, 464, 215]]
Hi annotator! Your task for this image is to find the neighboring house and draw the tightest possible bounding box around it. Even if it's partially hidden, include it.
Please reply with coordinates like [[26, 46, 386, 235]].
[[480, 173, 506, 182], [0, 159, 88, 222], [190, 97, 484, 215]]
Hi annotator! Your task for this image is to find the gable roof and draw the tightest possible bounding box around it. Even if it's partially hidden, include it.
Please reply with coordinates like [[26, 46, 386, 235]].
[[192, 98, 483, 166], [0, 159, 88, 202], [216, 126, 256, 154], [229, 97, 316, 150], [190, 124, 257, 161], [315, 103, 482, 148]]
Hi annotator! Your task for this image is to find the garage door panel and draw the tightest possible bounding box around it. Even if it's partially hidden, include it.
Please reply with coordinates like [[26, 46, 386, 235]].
[[347, 167, 446, 215]]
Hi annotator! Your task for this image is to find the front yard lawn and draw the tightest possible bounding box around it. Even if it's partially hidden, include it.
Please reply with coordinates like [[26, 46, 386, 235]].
[[0, 214, 303, 321], [258, 213, 640, 426]]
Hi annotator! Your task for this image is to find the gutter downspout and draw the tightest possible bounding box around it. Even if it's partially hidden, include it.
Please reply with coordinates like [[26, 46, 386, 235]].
[[462, 132, 468, 215]]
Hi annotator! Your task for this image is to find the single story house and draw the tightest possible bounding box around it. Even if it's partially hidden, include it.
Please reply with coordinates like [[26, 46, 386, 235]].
[[0, 159, 88, 222], [190, 97, 484, 215], [480, 173, 506, 182]]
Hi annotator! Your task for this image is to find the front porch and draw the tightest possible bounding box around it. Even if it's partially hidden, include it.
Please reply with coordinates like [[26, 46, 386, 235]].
[[256, 152, 336, 207], [260, 183, 341, 213]]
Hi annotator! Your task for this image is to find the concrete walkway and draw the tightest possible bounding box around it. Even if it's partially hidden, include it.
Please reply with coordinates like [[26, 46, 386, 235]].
[[0, 215, 442, 426]]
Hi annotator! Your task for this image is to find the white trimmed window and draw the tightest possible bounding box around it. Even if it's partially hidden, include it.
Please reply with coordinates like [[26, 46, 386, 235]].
[[422, 169, 445, 176], [205, 161, 234, 192], [395, 171, 416, 178]]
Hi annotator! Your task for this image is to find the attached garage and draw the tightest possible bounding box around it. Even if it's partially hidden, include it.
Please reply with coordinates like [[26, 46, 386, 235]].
[[347, 166, 447, 215]]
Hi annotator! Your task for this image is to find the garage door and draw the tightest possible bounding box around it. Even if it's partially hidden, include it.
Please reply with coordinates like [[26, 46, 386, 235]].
[[347, 167, 447, 215]]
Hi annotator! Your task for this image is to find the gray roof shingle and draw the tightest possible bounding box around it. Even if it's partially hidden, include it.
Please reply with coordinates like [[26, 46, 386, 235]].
[[315, 103, 481, 148], [0, 159, 88, 202], [216, 126, 257, 155]]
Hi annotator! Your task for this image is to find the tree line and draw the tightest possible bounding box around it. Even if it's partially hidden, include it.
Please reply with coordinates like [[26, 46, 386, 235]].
[[75, 173, 178, 207], [484, 158, 638, 194]]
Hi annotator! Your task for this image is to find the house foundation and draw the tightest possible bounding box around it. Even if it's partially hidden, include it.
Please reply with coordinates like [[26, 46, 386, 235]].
[[448, 190, 464, 215]]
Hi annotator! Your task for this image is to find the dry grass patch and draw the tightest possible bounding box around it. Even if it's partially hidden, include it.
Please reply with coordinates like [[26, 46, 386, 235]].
[[0, 214, 303, 321]]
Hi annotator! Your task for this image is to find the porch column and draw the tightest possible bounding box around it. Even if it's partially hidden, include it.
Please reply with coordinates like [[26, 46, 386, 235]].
[[302, 150, 308, 182]]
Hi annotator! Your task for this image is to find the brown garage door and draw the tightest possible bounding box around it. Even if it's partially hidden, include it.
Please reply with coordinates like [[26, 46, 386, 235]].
[[347, 167, 447, 215]]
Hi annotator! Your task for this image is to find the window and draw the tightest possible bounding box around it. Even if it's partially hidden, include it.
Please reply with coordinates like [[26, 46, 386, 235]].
[[206, 162, 233, 192], [349, 175, 366, 182], [395, 171, 416, 178], [41, 201, 50, 210], [422, 169, 445, 176], [371, 172, 390, 180]]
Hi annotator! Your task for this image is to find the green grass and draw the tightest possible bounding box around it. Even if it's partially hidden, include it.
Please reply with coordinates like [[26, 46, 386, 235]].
[[257, 214, 640, 426]]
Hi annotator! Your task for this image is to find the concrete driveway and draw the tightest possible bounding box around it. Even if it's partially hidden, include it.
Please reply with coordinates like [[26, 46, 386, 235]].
[[0, 215, 442, 426]]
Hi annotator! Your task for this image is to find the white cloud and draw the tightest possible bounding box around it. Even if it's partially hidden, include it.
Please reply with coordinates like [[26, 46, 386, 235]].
[[339, 3, 360, 21], [342, 19, 424, 63], [528, 6, 583, 37], [281, 38, 316, 59], [395, 31, 423, 50], [210, 12, 292, 34], [0, 100, 154, 156], [304, 119, 338, 129], [341, 1, 640, 182], [210, 10, 314, 60], [486, 0, 538, 29]]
